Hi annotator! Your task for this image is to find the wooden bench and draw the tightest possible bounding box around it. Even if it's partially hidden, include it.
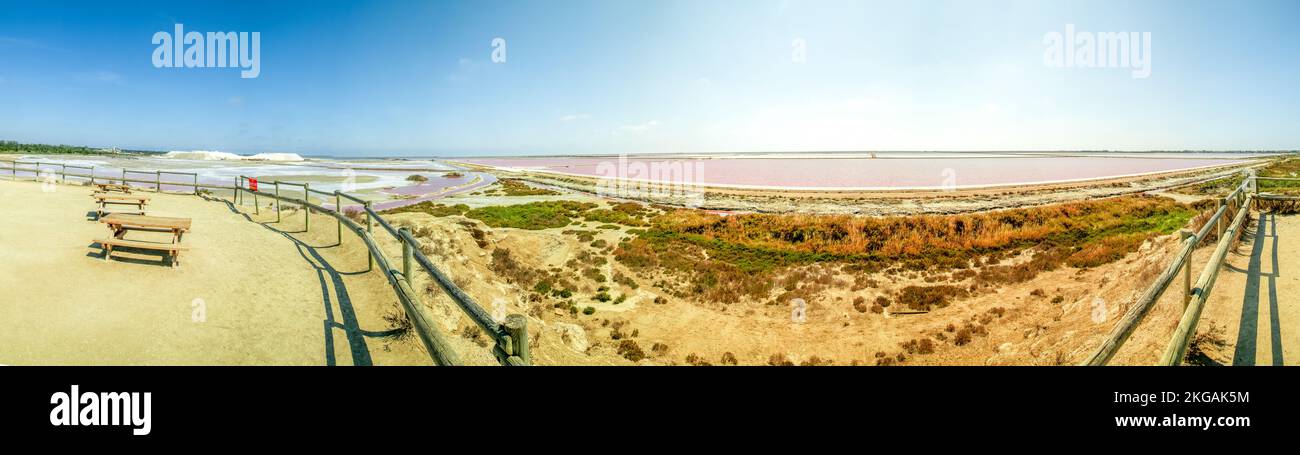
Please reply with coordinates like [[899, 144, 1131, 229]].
[[92, 194, 150, 202], [95, 238, 190, 268], [97, 208, 148, 217], [93, 194, 150, 218]]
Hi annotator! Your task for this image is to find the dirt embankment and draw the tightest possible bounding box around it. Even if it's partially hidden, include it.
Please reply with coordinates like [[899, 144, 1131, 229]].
[[380, 203, 1205, 366]]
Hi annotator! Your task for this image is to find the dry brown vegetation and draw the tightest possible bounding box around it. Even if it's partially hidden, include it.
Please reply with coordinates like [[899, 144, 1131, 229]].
[[896, 285, 967, 311], [644, 195, 1190, 268], [614, 195, 1195, 305]]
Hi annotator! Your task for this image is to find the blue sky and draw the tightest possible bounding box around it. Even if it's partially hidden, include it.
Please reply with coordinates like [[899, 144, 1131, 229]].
[[0, 0, 1297, 156]]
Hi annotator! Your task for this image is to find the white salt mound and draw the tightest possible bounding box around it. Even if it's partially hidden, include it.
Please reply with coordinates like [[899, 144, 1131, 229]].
[[247, 153, 305, 162], [164, 151, 305, 162]]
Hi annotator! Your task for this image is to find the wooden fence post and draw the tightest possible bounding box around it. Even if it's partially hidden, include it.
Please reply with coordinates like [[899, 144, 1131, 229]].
[[193, 174, 199, 195], [503, 314, 530, 365], [61, 164, 66, 183], [233, 176, 239, 204], [365, 201, 374, 269], [1179, 230, 1192, 308], [89, 166, 95, 185], [401, 227, 414, 289], [303, 183, 311, 232], [1217, 198, 1226, 239], [156, 170, 161, 192], [274, 182, 281, 222], [335, 192, 343, 246]]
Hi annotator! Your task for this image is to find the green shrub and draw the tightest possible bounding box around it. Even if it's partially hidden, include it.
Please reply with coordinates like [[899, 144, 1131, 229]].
[[497, 178, 558, 196], [533, 280, 553, 295], [584, 208, 648, 227], [464, 201, 597, 230], [613, 272, 638, 289]]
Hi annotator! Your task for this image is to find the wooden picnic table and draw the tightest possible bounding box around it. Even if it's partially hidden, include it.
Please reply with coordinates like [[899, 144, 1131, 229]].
[[96, 214, 193, 268], [99, 213, 191, 243], [94, 183, 133, 194], [92, 194, 150, 217]]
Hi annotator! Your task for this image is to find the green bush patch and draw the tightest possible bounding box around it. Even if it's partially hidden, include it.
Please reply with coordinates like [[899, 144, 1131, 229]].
[[465, 201, 597, 230]]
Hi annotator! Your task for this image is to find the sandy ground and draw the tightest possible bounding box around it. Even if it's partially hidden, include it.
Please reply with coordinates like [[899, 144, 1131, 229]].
[[0, 177, 428, 365], [1194, 212, 1300, 365]]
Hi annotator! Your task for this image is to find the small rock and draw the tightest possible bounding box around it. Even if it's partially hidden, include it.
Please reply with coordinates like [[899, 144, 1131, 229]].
[[550, 322, 588, 352]]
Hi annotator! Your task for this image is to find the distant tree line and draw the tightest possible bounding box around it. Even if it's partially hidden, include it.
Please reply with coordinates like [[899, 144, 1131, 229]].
[[0, 140, 155, 155]]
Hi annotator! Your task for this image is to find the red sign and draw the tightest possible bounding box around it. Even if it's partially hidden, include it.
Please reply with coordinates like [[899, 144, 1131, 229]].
[[248, 178, 258, 192]]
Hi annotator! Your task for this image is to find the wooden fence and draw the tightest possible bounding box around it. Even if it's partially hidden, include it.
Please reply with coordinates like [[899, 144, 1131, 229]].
[[0, 161, 527, 366], [1083, 170, 1258, 365]]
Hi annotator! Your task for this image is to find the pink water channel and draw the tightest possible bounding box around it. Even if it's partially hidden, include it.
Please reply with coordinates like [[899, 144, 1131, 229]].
[[463, 155, 1248, 190]]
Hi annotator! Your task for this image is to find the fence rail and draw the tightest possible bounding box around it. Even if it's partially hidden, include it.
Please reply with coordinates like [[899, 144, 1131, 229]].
[[0, 161, 526, 366], [1159, 193, 1254, 365], [6, 161, 207, 194], [1083, 169, 1258, 365]]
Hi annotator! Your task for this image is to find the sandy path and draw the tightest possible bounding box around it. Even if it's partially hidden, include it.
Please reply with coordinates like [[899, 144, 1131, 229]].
[[1196, 212, 1300, 365], [0, 178, 428, 365]]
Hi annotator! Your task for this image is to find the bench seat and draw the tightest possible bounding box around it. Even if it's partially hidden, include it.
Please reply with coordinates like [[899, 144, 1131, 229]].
[[97, 209, 147, 218], [95, 238, 190, 268]]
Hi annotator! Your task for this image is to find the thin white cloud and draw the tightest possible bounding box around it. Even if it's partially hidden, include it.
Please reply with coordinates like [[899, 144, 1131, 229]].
[[559, 113, 589, 122], [446, 58, 479, 82], [228, 96, 245, 106], [75, 71, 124, 85], [616, 120, 661, 134], [0, 36, 49, 50]]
